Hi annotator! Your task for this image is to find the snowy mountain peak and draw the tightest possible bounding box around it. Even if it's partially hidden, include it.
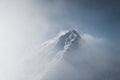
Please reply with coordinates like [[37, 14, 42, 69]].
[[56, 29, 81, 50]]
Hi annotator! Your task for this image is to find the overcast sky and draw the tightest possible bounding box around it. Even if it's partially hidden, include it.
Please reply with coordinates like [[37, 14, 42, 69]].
[[1, 0, 119, 44], [39, 0, 120, 45], [0, 0, 120, 80]]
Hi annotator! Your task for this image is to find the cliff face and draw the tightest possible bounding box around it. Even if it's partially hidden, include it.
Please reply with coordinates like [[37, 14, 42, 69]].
[[56, 29, 81, 51]]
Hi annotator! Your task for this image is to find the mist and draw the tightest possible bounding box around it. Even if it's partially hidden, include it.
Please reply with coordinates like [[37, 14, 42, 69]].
[[37, 33, 115, 80], [0, 0, 120, 80], [17, 30, 119, 80], [0, 0, 51, 80], [0, 0, 65, 80]]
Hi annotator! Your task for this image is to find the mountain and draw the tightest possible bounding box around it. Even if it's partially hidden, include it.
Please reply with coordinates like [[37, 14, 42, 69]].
[[55, 29, 81, 51], [38, 29, 82, 80], [21, 29, 82, 80], [38, 29, 111, 80], [21, 29, 112, 80], [38, 29, 81, 60], [41, 29, 81, 62]]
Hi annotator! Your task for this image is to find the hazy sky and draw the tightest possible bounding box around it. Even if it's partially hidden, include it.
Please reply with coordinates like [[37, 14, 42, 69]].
[[0, 0, 120, 80], [1, 0, 119, 44], [37, 0, 120, 44]]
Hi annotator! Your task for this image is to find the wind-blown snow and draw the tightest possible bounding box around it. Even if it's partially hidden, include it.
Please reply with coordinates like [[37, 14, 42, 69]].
[[18, 30, 120, 80]]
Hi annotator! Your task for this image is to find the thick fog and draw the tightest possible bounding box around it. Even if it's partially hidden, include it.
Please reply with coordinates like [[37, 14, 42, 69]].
[[0, 0, 120, 80], [17, 31, 119, 80]]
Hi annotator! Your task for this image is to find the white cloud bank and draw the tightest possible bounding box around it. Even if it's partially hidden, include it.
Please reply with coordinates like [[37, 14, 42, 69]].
[[0, 0, 119, 80], [17, 30, 118, 80]]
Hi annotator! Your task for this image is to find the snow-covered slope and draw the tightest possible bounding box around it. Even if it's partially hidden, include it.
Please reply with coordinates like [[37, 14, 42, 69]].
[[20, 29, 81, 80], [55, 29, 81, 50], [20, 29, 113, 80]]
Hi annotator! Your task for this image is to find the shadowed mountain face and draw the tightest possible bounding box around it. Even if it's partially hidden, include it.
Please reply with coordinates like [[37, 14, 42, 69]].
[[55, 30, 81, 62], [56, 29, 81, 51]]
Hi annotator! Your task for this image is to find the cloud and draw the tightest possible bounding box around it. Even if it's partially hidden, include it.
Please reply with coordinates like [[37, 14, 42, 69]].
[[38, 33, 110, 80], [0, 0, 119, 80], [20, 31, 119, 80], [0, 0, 55, 80]]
